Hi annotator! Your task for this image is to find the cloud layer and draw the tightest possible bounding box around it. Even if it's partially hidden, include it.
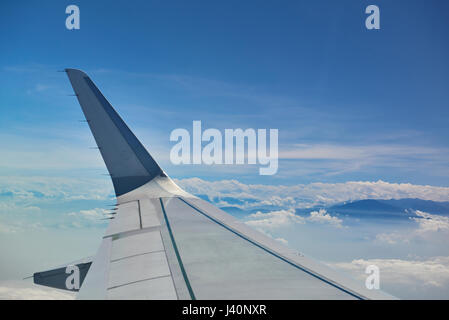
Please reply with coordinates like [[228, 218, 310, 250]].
[[245, 208, 343, 230], [376, 210, 449, 244], [0, 281, 75, 300], [176, 177, 449, 209], [331, 256, 449, 298]]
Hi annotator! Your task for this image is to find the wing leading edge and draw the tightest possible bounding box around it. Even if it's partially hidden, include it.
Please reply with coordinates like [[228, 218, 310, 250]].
[[63, 69, 395, 300]]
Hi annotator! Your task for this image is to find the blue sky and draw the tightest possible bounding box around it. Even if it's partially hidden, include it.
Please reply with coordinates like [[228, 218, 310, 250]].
[[1, 1, 449, 299], [1, 0, 449, 185]]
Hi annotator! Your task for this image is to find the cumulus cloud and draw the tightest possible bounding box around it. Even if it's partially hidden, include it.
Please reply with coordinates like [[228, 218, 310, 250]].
[[244, 208, 342, 231], [307, 209, 343, 228], [245, 209, 304, 229]]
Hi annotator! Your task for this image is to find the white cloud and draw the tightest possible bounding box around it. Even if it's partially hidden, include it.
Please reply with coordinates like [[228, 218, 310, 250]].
[[0, 222, 21, 234], [375, 232, 404, 245], [176, 177, 449, 209], [0, 175, 112, 202], [307, 209, 343, 228], [412, 210, 449, 234], [245, 209, 304, 229], [68, 208, 109, 220], [66, 208, 110, 228], [0, 281, 75, 300], [0, 219, 45, 235], [331, 256, 449, 289], [376, 210, 449, 244], [244, 208, 342, 231], [0, 175, 112, 232]]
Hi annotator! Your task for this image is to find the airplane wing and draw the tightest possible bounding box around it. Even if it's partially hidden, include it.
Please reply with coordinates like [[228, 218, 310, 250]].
[[34, 68, 394, 300]]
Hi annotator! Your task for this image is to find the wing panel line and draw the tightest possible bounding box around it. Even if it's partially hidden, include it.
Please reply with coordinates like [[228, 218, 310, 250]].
[[107, 274, 172, 290], [110, 249, 166, 263], [137, 200, 143, 229], [159, 198, 196, 300]]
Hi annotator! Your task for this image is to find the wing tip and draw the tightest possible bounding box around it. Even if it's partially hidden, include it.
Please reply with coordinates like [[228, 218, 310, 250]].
[[65, 68, 88, 77]]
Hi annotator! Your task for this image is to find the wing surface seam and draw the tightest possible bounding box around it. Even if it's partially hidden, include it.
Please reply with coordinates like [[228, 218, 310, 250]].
[[110, 249, 165, 263], [159, 198, 196, 300], [137, 200, 143, 229], [107, 274, 171, 290]]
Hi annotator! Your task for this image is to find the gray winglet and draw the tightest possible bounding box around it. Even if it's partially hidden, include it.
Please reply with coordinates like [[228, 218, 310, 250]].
[[65, 69, 163, 196]]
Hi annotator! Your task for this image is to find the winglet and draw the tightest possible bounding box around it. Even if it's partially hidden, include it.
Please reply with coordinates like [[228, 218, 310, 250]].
[[65, 69, 163, 196]]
